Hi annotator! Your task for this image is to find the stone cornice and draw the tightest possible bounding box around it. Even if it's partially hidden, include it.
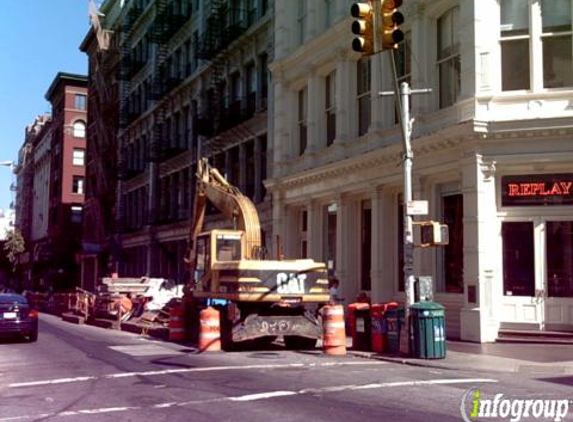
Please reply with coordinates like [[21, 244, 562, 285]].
[[477, 117, 573, 140], [268, 125, 472, 192], [270, 18, 351, 81]]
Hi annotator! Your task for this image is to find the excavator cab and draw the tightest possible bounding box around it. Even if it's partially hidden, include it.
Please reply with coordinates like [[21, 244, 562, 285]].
[[193, 229, 245, 284], [213, 231, 243, 262]]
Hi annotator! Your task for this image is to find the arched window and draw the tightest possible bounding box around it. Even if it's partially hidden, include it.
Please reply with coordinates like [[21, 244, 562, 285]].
[[73, 121, 86, 138]]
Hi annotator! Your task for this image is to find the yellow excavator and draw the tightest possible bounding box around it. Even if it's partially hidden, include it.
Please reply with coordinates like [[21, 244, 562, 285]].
[[186, 158, 330, 349]]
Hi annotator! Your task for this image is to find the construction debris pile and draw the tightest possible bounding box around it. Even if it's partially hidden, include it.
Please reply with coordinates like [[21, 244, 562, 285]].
[[42, 277, 186, 339]]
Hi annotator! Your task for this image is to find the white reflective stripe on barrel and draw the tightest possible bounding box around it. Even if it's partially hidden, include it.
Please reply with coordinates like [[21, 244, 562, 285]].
[[200, 332, 221, 339], [324, 322, 345, 329]]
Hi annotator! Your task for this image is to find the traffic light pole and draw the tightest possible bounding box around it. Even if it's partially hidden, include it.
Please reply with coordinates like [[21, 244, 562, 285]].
[[381, 53, 431, 355]]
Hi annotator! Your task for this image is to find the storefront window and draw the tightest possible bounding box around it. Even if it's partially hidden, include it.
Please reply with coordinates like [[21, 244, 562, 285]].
[[502, 222, 535, 296], [547, 221, 573, 297], [443, 194, 464, 293]]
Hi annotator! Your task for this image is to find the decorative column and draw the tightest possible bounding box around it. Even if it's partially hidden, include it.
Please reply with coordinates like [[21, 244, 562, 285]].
[[371, 186, 394, 302], [460, 152, 499, 343], [307, 200, 323, 261], [271, 71, 293, 175], [336, 194, 360, 304], [335, 51, 354, 144], [271, 189, 286, 259]]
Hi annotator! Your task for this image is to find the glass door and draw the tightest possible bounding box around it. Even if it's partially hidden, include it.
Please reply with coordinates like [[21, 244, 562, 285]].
[[501, 219, 573, 330], [501, 221, 542, 329], [544, 221, 573, 330]]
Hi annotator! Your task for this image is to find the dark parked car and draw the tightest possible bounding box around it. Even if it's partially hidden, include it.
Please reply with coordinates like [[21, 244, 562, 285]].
[[0, 293, 38, 342]]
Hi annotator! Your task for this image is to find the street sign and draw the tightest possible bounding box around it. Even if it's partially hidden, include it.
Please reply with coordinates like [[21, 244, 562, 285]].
[[406, 200, 428, 216]]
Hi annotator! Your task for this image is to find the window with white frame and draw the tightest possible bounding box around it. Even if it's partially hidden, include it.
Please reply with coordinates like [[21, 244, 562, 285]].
[[74, 94, 87, 110], [325, 71, 336, 146], [437, 6, 461, 108], [501, 0, 573, 91], [72, 148, 85, 166], [73, 121, 86, 138], [297, 0, 307, 46], [298, 87, 308, 155], [541, 0, 572, 88], [500, 0, 531, 90], [72, 176, 84, 195], [357, 57, 371, 136]]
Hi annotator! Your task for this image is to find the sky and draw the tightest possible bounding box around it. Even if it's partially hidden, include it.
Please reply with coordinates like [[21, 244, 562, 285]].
[[0, 1, 90, 215]]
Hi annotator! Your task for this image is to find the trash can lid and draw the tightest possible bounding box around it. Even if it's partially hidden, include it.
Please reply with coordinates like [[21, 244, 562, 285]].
[[410, 301, 445, 311]]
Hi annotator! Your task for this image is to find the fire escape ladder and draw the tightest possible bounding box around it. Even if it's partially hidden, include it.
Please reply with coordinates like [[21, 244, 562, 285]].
[[210, 56, 225, 137]]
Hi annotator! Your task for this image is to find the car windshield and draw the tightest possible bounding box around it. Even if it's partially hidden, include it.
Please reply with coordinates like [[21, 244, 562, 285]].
[[0, 294, 28, 304]]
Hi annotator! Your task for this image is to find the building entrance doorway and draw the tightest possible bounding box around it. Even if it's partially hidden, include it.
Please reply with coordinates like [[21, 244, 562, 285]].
[[501, 219, 573, 331]]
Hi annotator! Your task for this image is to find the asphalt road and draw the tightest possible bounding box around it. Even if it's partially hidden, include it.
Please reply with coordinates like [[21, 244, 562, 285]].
[[0, 314, 571, 422]]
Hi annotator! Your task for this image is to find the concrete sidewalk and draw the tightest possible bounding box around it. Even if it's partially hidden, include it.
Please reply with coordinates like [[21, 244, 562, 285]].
[[347, 340, 573, 375]]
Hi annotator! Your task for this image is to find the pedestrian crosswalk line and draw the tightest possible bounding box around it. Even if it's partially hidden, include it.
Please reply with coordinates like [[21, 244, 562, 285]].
[[108, 344, 184, 356]]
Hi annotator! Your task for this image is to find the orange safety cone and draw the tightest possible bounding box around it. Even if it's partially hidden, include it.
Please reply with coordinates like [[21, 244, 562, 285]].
[[322, 305, 346, 356], [199, 307, 221, 352], [169, 303, 186, 341]]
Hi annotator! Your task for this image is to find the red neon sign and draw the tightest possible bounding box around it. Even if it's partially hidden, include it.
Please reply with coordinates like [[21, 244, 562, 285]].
[[502, 175, 573, 206]]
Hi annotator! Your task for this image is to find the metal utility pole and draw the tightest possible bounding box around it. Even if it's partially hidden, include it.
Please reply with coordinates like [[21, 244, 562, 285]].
[[380, 54, 431, 355]]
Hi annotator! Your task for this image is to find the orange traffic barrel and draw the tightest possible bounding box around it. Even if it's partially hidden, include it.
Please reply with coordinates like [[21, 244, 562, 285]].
[[322, 305, 346, 356], [169, 304, 186, 342], [199, 307, 221, 352]]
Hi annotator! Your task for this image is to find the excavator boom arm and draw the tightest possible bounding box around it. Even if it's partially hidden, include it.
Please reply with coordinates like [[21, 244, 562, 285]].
[[188, 158, 261, 271]]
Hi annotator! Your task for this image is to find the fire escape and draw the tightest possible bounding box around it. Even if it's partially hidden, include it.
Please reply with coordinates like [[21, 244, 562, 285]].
[[195, 0, 256, 157], [86, 1, 119, 254]]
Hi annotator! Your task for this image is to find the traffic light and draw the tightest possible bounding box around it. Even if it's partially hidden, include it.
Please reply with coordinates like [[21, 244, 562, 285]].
[[380, 0, 404, 50], [350, 2, 374, 55], [419, 221, 449, 247]]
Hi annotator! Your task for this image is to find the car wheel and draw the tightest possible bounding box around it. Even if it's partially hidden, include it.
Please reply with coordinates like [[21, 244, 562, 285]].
[[28, 330, 38, 342]]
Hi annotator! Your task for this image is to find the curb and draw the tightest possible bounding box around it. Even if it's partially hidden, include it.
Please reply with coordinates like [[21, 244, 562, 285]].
[[347, 350, 573, 375], [347, 350, 458, 371]]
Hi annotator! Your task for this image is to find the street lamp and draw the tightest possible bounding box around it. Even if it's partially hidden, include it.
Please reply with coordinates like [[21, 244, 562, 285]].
[[0, 160, 17, 224], [0, 160, 15, 170]]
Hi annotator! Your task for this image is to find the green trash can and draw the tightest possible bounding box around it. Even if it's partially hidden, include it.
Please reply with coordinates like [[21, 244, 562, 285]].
[[410, 302, 446, 359], [385, 307, 404, 354]]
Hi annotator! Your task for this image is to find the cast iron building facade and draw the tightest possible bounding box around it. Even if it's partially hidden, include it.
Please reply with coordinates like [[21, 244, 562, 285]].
[[80, 1, 122, 291], [91, 0, 273, 281], [268, 0, 573, 342]]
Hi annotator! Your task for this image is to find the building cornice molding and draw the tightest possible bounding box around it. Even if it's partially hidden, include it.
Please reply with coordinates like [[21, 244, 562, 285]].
[[268, 122, 474, 192], [270, 18, 351, 82]]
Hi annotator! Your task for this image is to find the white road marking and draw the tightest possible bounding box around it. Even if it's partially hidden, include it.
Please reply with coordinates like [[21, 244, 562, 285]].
[[229, 391, 297, 401], [108, 344, 185, 356], [8, 361, 386, 388], [0, 377, 497, 421]]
